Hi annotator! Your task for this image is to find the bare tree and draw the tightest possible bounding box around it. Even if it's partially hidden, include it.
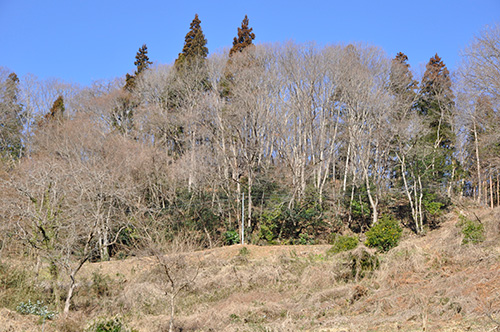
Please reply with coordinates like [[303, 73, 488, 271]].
[[139, 214, 200, 332], [18, 75, 79, 156], [459, 23, 500, 102], [333, 44, 394, 226], [5, 114, 141, 313], [225, 46, 277, 227], [457, 23, 500, 206]]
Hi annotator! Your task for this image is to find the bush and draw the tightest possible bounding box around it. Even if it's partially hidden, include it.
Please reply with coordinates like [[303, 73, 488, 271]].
[[16, 300, 57, 320], [365, 215, 402, 252], [223, 230, 240, 245], [298, 232, 315, 245], [328, 234, 358, 254], [239, 246, 249, 257], [458, 215, 485, 245], [85, 316, 137, 332]]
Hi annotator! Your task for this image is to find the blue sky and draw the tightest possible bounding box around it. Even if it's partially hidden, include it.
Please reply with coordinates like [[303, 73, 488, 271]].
[[1, 0, 498, 86]]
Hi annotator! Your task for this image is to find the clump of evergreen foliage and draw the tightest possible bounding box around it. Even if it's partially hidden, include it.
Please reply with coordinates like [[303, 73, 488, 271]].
[[457, 215, 485, 245], [365, 215, 403, 252], [85, 316, 137, 332], [328, 234, 359, 254]]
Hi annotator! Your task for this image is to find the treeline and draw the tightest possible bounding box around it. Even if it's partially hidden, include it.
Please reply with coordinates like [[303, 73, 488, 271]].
[[1, 16, 499, 268]]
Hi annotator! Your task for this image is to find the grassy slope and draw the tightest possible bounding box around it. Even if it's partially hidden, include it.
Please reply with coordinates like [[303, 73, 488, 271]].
[[2, 207, 500, 332]]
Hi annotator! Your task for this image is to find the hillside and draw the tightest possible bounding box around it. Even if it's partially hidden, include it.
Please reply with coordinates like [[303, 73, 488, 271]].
[[1, 207, 500, 332]]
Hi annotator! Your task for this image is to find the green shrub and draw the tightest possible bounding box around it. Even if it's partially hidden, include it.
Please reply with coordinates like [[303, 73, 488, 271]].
[[328, 234, 359, 254], [258, 223, 276, 243], [16, 300, 57, 320], [17, 299, 57, 331], [239, 246, 249, 257], [458, 215, 485, 245], [365, 215, 402, 252], [223, 230, 240, 245], [350, 198, 371, 220], [298, 232, 315, 245], [85, 316, 137, 332]]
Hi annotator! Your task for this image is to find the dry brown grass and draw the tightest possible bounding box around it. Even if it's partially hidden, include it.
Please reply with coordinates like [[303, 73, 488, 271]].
[[2, 208, 500, 331]]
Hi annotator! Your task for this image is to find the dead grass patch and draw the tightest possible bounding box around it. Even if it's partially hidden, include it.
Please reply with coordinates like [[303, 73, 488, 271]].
[[2, 210, 500, 331]]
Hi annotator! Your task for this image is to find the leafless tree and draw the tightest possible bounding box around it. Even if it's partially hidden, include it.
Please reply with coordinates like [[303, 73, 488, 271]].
[[457, 23, 500, 207], [18, 74, 79, 155], [333, 44, 394, 226], [139, 214, 200, 332], [4, 113, 142, 313], [459, 23, 500, 103]]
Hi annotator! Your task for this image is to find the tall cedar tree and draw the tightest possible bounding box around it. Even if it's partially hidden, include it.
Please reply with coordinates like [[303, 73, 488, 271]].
[[390, 52, 417, 100], [419, 54, 455, 150], [222, 15, 256, 98], [46, 95, 65, 121], [125, 44, 152, 91], [162, 15, 209, 157], [229, 15, 256, 57], [418, 54, 456, 200], [175, 14, 208, 69], [0, 72, 24, 159], [116, 44, 152, 134]]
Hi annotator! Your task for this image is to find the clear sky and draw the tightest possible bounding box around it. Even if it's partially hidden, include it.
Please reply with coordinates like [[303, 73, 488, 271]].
[[1, 0, 498, 86]]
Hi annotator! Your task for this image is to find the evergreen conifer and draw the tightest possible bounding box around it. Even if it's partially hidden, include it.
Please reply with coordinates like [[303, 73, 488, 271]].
[[418, 54, 455, 150], [175, 14, 208, 69], [229, 15, 255, 57], [125, 44, 152, 91], [0, 72, 23, 159], [390, 52, 417, 99]]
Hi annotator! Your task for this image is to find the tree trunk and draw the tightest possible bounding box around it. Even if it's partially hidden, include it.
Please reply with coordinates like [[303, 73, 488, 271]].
[[169, 293, 175, 332], [417, 175, 424, 234], [473, 121, 482, 204], [365, 170, 378, 226], [348, 182, 355, 225], [63, 255, 89, 314], [497, 174, 500, 206], [64, 274, 76, 314], [343, 143, 351, 193], [490, 174, 494, 209], [399, 154, 419, 233], [247, 172, 252, 228]]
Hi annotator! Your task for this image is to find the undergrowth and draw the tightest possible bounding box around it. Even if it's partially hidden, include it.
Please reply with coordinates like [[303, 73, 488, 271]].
[[85, 316, 137, 332], [1, 208, 499, 332], [365, 215, 402, 252], [0, 261, 48, 309], [457, 215, 485, 244], [328, 234, 359, 254]]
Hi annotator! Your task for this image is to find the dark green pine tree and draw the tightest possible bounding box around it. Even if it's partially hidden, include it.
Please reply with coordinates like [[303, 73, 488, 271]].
[[134, 44, 153, 75], [229, 15, 255, 57], [389, 52, 417, 100], [116, 44, 152, 134], [175, 14, 208, 69], [47, 95, 65, 121], [222, 15, 256, 98], [125, 44, 152, 92], [0, 72, 24, 159], [417, 54, 456, 201], [418, 54, 455, 150]]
